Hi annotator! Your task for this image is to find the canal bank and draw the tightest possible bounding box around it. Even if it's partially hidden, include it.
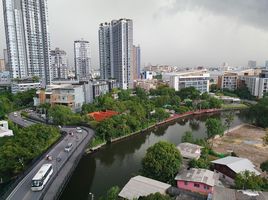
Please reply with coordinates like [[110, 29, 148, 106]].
[[86, 109, 223, 154], [60, 110, 249, 200]]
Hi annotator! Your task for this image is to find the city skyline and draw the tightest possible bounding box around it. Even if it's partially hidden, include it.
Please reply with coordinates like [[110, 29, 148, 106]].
[[1, 0, 268, 69]]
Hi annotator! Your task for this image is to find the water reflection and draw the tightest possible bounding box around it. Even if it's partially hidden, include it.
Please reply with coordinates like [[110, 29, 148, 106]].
[[60, 111, 248, 200]]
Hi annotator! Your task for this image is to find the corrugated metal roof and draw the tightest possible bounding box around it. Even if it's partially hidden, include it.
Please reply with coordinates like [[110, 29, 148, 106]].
[[211, 156, 260, 175], [177, 143, 203, 159], [175, 168, 219, 187], [118, 176, 171, 200]]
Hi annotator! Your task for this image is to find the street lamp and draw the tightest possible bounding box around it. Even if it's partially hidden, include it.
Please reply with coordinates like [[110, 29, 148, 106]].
[[88, 192, 94, 200]]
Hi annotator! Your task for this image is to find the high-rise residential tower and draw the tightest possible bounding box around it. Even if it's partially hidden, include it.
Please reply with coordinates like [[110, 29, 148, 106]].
[[74, 39, 91, 80], [99, 22, 112, 80], [3, 0, 51, 85], [50, 48, 68, 80], [132, 45, 141, 80], [99, 18, 134, 89]]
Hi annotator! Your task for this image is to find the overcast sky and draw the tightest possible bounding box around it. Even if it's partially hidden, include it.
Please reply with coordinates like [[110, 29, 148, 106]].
[[1, 0, 268, 69]]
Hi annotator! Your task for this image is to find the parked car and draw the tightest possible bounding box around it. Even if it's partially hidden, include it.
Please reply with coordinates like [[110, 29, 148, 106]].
[[14, 112, 18, 117], [76, 127, 82, 133], [64, 143, 73, 152]]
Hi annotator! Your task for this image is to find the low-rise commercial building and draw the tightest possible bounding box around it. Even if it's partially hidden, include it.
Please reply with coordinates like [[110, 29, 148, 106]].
[[168, 70, 210, 93], [0, 121, 14, 137], [34, 80, 118, 112], [239, 70, 268, 98], [0, 71, 11, 86], [217, 72, 239, 91], [134, 79, 158, 91], [11, 81, 41, 94]]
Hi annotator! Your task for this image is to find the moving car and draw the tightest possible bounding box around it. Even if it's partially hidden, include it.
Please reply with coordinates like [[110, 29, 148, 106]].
[[64, 143, 73, 152], [76, 127, 82, 133]]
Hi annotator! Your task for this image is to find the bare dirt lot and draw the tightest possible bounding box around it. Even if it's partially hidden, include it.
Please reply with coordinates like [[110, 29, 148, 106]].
[[213, 124, 268, 172]]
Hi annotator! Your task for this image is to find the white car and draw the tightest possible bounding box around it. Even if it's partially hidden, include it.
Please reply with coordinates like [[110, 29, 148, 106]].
[[76, 127, 82, 133], [64, 143, 73, 152], [14, 112, 18, 117]]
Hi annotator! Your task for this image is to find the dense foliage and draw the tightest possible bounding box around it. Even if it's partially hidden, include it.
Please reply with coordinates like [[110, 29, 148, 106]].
[[139, 193, 173, 200], [87, 87, 223, 144], [205, 118, 225, 138], [260, 160, 268, 173], [0, 89, 36, 119], [235, 171, 267, 190], [249, 98, 268, 128], [98, 186, 120, 200], [141, 141, 182, 184], [0, 124, 60, 181], [48, 105, 89, 125]]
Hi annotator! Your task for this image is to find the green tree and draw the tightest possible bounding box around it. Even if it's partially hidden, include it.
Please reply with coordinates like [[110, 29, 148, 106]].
[[139, 193, 173, 200], [235, 171, 263, 190], [153, 108, 169, 122], [249, 98, 268, 128], [224, 111, 235, 132], [48, 105, 74, 125], [176, 87, 200, 100], [99, 186, 120, 200], [208, 97, 222, 108], [260, 160, 268, 173], [141, 141, 182, 184], [205, 118, 225, 138], [181, 131, 194, 143], [234, 86, 253, 100]]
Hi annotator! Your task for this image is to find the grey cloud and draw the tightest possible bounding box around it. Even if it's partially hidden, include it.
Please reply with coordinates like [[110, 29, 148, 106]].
[[161, 0, 268, 30]]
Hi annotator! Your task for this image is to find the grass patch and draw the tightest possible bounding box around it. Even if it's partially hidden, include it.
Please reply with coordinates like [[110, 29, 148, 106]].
[[89, 137, 106, 148], [221, 103, 249, 110]]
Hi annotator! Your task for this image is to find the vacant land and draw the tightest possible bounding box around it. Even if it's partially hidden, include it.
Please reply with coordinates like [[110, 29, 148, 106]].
[[213, 124, 268, 172]]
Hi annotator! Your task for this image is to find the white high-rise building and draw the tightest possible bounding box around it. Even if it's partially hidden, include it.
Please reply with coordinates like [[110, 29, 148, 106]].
[[99, 18, 134, 89], [74, 39, 91, 80], [50, 48, 68, 80], [3, 0, 51, 86]]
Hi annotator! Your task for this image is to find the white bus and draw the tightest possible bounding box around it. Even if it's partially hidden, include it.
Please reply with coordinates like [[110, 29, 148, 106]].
[[31, 164, 53, 191]]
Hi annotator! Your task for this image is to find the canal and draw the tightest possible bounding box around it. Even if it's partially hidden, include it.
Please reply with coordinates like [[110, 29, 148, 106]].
[[60, 111, 248, 200]]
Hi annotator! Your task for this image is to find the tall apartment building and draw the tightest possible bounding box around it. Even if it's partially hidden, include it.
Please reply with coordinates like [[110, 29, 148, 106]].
[[99, 23, 112, 80], [132, 45, 141, 80], [99, 19, 134, 89], [248, 60, 257, 69], [50, 48, 68, 80], [3, 49, 9, 71], [0, 59, 5, 72], [3, 0, 51, 85], [74, 39, 91, 80]]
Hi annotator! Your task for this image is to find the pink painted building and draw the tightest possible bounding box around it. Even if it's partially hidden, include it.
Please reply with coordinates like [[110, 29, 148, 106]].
[[175, 168, 219, 195]]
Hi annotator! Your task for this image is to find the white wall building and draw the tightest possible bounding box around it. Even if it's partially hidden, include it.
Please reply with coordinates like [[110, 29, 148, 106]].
[[0, 121, 14, 137], [3, 0, 51, 86], [74, 39, 91, 80], [11, 81, 41, 94], [169, 71, 210, 93], [240, 70, 268, 98]]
